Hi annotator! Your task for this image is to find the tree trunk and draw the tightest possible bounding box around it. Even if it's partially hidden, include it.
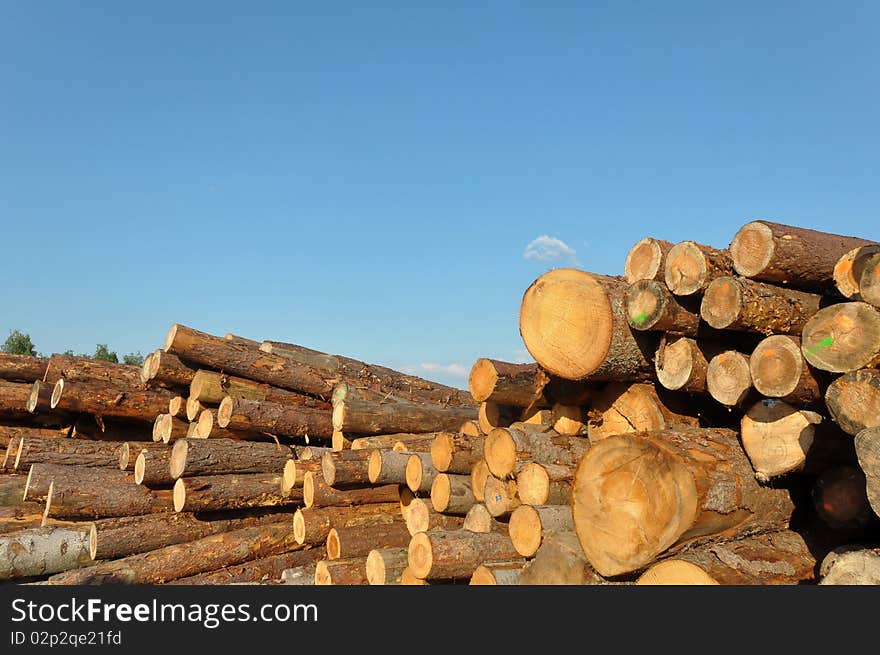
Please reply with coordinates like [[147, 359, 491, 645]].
[[519, 531, 607, 585], [13, 436, 122, 471], [469, 561, 526, 585], [430, 432, 484, 474], [164, 324, 335, 398], [484, 426, 589, 480], [586, 382, 699, 442], [24, 463, 144, 503], [171, 547, 323, 585], [700, 276, 823, 335], [50, 378, 174, 423], [321, 449, 373, 487], [749, 335, 824, 404], [516, 462, 573, 506], [636, 530, 817, 585], [825, 369, 880, 436], [626, 279, 701, 334], [404, 452, 437, 493], [189, 369, 331, 410], [332, 397, 477, 436], [740, 399, 825, 481], [730, 220, 878, 293], [0, 354, 48, 383], [292, 503, 401, 546], [144, 350, 196, 389], [407, 529, 520, 580], [367, 449, 410, 485], [314, 557, 369, 585], [43, 475, 172, 521], [0, 525, 92, 581], [860, 252, 880, 309], [302, 472, 399, 508], [326, 520, 409, 560], [217, 396, 333, 439], [664, 241, 735, 296], [430, 473, 474, 515], [280, 458, 322, 494], [812, 466, 873, 530], [468, 359, 550, 407], [801, 302, 880, 372], [519, 269, 657, 381], [834, 245, 880, 299], [134, 449, 174, 486], [509, 504, 574, 557], [624, 237, 675, 284], [820, 547, 880, 584], [169, 437, 293, 479], [706, 350, 754, 407], [483, 475, 520, 518], [855, 426, 880, 518], [404, 497, 466, 535], [43, 354, 142, 388], [366, 547, 409, 585], [655, 337, 725, 394], [173, 474, 296, 512], [48, 521, 298, 584], [572, 427, 797, 576]]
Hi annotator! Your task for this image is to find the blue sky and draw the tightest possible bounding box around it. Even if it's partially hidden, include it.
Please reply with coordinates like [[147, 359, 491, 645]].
[[2, 2, 878, 389]]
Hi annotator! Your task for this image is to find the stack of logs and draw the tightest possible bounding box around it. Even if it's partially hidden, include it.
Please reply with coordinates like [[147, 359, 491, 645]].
[[2, 219, 879, 585]]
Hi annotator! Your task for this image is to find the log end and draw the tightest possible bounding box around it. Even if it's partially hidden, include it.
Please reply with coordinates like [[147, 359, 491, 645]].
[[314, 560, 332, 585], [430, 473, 452, 513], [404, 497, 430, 535], [470, 459, 490, 503], [331, 403, 345, 432], [483, 475, 516, 518], [750, 335, 804, 398], [88, 524, 99, 560], [625, 279, 664, 331], [169, 439, 189, 480], [700, 276, 742, 329], [320, 452, 337, 487], [801, 302, 880, 373], [164, 324, 181, 353], [509, 504, 542, 557], [172, 478, 187, 512], [292, 509, 306, 544], [326, 528, 341, 560], [624, 237, 665, 284], [664, 241, 708, 296], [407, 532, 433, 580], [196, 409, 214, 438], [730, 220, 774, 278], [655, 337, 696, 392], [367, 450, 382, 484], [484, 428, 516, 479], [26, 381, 41, 413], [636, 560, 719, 585], [281, 460, 297, 495], [468, 358, 498, 403], [133, 451, 148, 485], [516, 462, 551, 506], [430, 432, 454, 473], [707, 351, 752, 407], [49, 379, 64, 410], [404, 454, 422, 493], [216, 396, 233, 429], [740, 399, 818, 480], [302, 472, 316, 508]]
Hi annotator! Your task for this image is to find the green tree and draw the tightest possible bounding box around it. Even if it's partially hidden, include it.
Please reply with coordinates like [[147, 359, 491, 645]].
[[2, 330, 37, 356], [93, 344, 118, 363], [122, 352, 145, 367]]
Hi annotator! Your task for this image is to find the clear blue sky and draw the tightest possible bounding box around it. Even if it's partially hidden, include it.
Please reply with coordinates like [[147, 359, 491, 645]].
[[2, 2, 878, 389]]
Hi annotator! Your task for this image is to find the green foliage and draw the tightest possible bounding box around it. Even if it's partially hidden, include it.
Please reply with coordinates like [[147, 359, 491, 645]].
[[2, 330, 37, 356], [122, 352, 145, 367], [92, 344, 118, 363]]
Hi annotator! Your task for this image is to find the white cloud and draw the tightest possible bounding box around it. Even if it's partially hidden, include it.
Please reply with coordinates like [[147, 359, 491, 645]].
[[417, 362, 469, 377], [524, 235, 578, 264]]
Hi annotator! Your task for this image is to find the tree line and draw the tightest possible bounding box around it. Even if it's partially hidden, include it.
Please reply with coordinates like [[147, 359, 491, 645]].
[[1, 329, 145, 367]]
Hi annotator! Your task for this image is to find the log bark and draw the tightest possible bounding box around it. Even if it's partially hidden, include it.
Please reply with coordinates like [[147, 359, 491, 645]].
[[740, 399, 825, 481], [24, 463, 143, 503], [519, 269, 658, 381], [820, 546, 880, 584], [0, 525, 92, 581], [655, 337, 725, 394], [42, 475, 172, 521], [730, 220, 878, 292], [0, 425, 69, 446], [0, 507, 68, 535], [292, 503, 401, 545], [169, 438, 293, 479], [404, 452, 437, 493], [280, 458, 322, 494], [405, 497, 466, 535], [217, 396, 333, 439], [801, 302, 880, 372], [749, 335, 824, 404], [48, 521, 298, 584], [172, 548, 322, 585], [483, 475, 520, 518], [701, 276, 824, 335], [224, 333, 261, 347], [571, 427, 797, 576], [636, 530, 817, 585], [321, 449, 372, 487], [164, 324, 334, 398], [190, 369, 331, 410], [812, 466, 873, 530], [855, 426, 880, 519], [332, 397, 476, 436], [281, 564, 318, 585], [706, 350, 754, 407], [518, 531, 608, 585], [50, 378, 173, 423], [470, 459, 491, 503], [430, 431, 484, 474], [367, 449, 410, 485], [407, 529, 520, 580], [586, 382, 700, 442], [314, 557, 369, 585], [626, 279, 701, 334], [834, 245, 880, 299], [664, 241, 735, 296], [144, 350, 197, 389], [351, 433, 442, 451], [0, 354, 48, 383], [326, 520, 409, 559], [860, 252, 880, 309], [825, 369, 880, 436], [484, 426, 589, 480], [624, 237, 675, 284], [13, 436, 121, 471], [43, 355, 142, 388], [173, 474, 296, 513], [469, 561, 525, 585], [509, 504, 574, 558], [516, 462, 573, 506], [192, 408, 254, 440], [366, 547, 409, 585], [0, 380, 38, 421], [430, 473, 475, 515], [302, 471, 399, 508], [134, 449, 174, 486], [468, 359, 550, 407], [0, 474, 27, 505]]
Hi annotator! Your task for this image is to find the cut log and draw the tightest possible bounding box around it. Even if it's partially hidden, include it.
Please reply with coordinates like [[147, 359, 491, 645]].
[[812, 466, 873, 530], [367, 449, 410, 485], [477, 401, 519, 434], [825, 369, 880, 436], [392, 435, 435, 452], [281, 565, 318, 585], [518, 531, 608, 585], [224, 333, 261, 347], [468, 359, 549, 407], [749, 335, 824, 404], [730, 220, 877, 292], [405, 497, 466, 536], [292, 503, 401, 546], [0, 475, 27, 505], [706, 350, 753, 407], [0, 380, 40, 421], [169, 438, 293, 479], [430, 473, 475, 515], [430, 431, 484, 474], [484, 426, 589, 480], [299, 446, 331, 460], [740, 399, 824, 481], [460, 420, 483, 437], [89, 511, 291, 560], [470, 459, 490, 503], [193, 408, 253, 440], [0, 525, 92, 581], [173, 474, 296, 513], [26, 380, 54, 414], [655, 337, 724, 394], [0, 354, 48, 383], [519, 269, 657, 381], [586, 382, 700, 442], [13, 436, 121, 471], [551, 403, 586, 436], [24, 463, 146, 503], [624, 237, 675, 284], [134, 449, 174, 486], [154, 413, 190, 444], [332, 397, 477, 436], [469, 561, 525, 585], [571, 427, 797, 576], [280, 458, 322, 495], [516, 462, 573, 506], [626, 279, 701, 334], [43, 476, 172, 521], [0, 507, 68, 535], [321, 449, 373, 487], [509, 504, 574, 557], [164, 324, 334, 398], [855, 426, 880, 518], [860, 252, 880, 309], [50, 378, 173, 423], [483, 475, 520, 518], [326, 520, 409, 560], [462, 503, 502, 534], [351, 433, 441, 451], [186, 397, 208, 422], [701, 276, 823, 335], [801, 302, 880, 372], [218, 396, 333, 439], [48, 521, 298, 584], [189, 369, 331, 410], [43, 354, 142, 388], [820, 547, 880, 585], [0, 425, 69, 445], [664, 241, 735, 296], [834, 245, 880, 299], [407, 529, 520, 580], [399, 567, 428, 585], [302, 471, 399, 509], [168, 395, 187, 419], [366, 547, 409, 585], [636, 530, 817, 585], [172, 548, 322, 585], [144, 350, 196, 389], [405, 452, 437, 493], [314, 557, 369, 585], [522, 408, 553, 426]]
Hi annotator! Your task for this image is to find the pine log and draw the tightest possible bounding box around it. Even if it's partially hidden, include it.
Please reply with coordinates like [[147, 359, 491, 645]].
[[730, 220, 877, 292], [0, 354, 48, 383], [2, 437, 21, 470], [281, 458, 322, 494], [302, 471, 399, 508], [366, 547, 409, 585], [186, 397, 208, 422], [0, 425, 69, 445], [586, 382, 700, 442], [516, 462, 573, 506], [855, 426, 880, 518], [321, 449, 372, 487], [24, 463, 140, 503], [484, 426, 589, 480], [89, 511, 296, 560], [430, 431, 484, 474], [50, 378, 173, 423], [26, 380, 54, 414], [299, 446, 331, 460], [0, 525, 92, 581], [825, 369, 880, 436], [483, 475, 521, 518], [154, 413, 189, 443], [169, 438, 293, 479], [326, 520, 410, 560], [624, 237, 675, 284], [519, 269, 657, 381], [42, 480, 171, 522], [820, 547, 880, 585], [812, 466, 873, 530], [43, 354, 142, 388], [399, 567, 428, 585], [404, 452, 437, 493], [292, 503, 401, 545], [834, 245, 880, 299], [519, 531, 607, 585], [572, 427, 797, 576], [508, 504, 574, 558], [664, 241, 735, 296], [469, 561, 525, 585], [462, 503, 505, 534], [407, 529, 520, 580], [405, 497, 466, 535], [351, 433, 442, 451], [173, 473, 296, 513], [626, 279, 701, 334], [0, 380, 38, 421], [392, 435, 436, 452], [190, 369, 331, 410], [551, 403, 586, 436], [749, 335, 824, 404], [860, 252, 880, 309], [134, 449, 174, 486], [13, 436, 121, 471], [478, 401, 520, 434], [314, 557, 369, 585], [118, 441, 169, 472], [144, 350, 197, 389], [164, 324, 334, 398], [706, 350, 754, 407], [224, 333, 261, 347], [192, 408, 254, 440], [48, 521, 298, 584], [460, 420, 484, 437], [801, 302, 880, 372], [367, 449, 410, 485], [636, 530, 817, 585], [332, 397, 476, 436], [281, 565, 318, 585], [468, 359, 550, 407], [217, 395, 333, 439], [655, 337, 725, 394], [470, 459, 491, 503], [168, 395, 187, 419], [0, 507, 67, 535], [0, 474, 27, 505], [430, 473, 474, 515], [740, 399, 825, 481], [172, 548, 322, 585]]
